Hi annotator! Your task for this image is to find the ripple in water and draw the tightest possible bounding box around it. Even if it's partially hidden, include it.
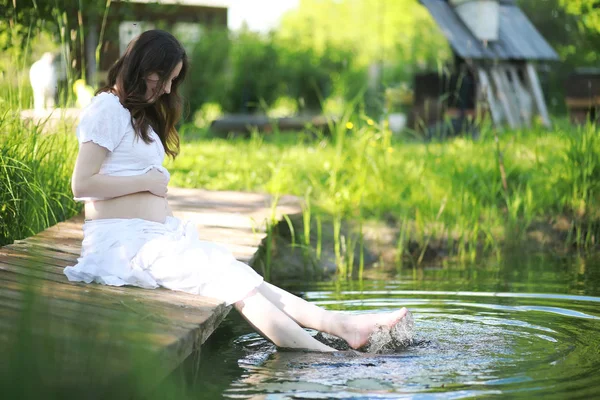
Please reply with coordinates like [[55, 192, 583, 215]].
[[224, 292, 600, 399]]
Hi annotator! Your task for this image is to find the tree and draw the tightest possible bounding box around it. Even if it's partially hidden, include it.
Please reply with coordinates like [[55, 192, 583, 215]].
[[275, 0, 451, 115], [518, 0, 600, 66], [517, 0, 600, 112], [560, 0, 600, 34]]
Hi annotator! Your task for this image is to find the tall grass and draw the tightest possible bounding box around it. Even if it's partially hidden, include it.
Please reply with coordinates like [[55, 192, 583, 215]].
[[168, 116, 599, 271], [0, 115, 80, 246], [561, 122, 600, 249]]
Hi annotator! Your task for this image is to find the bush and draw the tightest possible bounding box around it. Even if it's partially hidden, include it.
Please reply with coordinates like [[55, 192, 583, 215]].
[[276, 43, 353, 112], [226, 30, 281, 113], [184, 28, 231, 117], [185, 31, 361, 117]]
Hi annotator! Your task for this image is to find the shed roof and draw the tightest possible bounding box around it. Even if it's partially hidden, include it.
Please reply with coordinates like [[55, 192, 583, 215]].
[[420, 0, 559, 61]]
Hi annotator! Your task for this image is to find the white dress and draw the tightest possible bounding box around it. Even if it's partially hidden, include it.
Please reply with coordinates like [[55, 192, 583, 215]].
[[63, 93, 264, 305]]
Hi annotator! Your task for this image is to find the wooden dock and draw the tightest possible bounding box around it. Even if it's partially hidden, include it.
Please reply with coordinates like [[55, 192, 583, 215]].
[[0, 188, 301, 390]]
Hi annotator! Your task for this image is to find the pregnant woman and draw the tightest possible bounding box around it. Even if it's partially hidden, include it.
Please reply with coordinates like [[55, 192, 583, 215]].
[[64, 29, 408, 352]]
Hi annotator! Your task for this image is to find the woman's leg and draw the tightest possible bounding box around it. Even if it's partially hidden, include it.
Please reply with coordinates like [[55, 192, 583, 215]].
[[235, 289, 336, 352], [256, 282, 408, 349]]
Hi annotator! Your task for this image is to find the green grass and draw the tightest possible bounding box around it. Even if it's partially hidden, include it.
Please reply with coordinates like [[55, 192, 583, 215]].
[[2, 105, 597, 268], [0, 113, 81, 246], [169, 119, 600, 265]]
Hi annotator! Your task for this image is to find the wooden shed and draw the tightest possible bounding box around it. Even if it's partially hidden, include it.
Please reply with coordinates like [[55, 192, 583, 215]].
[[565, 68, 600, 125], [412, 0, 559, 131], [83, 0, 229, 87]]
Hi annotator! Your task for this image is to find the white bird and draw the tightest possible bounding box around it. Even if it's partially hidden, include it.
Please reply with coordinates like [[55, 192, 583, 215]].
[[29, 52, 57, 113]]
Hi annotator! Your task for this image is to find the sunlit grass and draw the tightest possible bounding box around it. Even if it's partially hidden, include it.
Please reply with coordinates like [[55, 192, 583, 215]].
[[3, 103, 596, 269], [169, 119, 600, 267], [0, 114, 81, 246]]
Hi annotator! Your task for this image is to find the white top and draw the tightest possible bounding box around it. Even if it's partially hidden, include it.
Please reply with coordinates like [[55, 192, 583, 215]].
[[75, 92, 170, 201]]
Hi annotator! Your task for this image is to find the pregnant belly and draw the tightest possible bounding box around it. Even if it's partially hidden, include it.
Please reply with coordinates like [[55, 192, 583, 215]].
[[85, 192, 168, 223]]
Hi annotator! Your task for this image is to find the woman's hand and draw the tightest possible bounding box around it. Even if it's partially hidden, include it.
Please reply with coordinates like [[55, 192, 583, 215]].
[[144, 168, 169, 197]]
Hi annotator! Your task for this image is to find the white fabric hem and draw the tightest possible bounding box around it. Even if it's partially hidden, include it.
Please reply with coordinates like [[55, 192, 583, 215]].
[[64, 216, 264, 305]]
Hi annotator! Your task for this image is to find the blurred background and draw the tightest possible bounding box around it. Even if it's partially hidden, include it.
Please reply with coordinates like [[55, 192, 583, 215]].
[[3, 0, 598, 131]]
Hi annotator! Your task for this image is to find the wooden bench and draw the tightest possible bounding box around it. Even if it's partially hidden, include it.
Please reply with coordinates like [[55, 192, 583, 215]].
[[0, 188, 301, 390]]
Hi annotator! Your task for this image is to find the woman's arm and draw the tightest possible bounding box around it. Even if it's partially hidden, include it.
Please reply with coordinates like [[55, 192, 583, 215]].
[[72, 141, 168, 199]]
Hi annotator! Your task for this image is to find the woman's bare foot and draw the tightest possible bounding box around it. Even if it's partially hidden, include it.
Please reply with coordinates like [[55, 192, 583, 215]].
[[337, 308, 409, 350]]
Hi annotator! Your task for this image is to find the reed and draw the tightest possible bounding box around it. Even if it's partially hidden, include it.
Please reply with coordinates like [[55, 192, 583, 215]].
[[169, 115, 599, 273], [0, 116, 80, 246]]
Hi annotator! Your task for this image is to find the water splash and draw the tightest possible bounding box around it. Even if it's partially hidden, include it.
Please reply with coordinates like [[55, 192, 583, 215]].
[[313, 310, 415, 353], [360, 310, 415, 353]]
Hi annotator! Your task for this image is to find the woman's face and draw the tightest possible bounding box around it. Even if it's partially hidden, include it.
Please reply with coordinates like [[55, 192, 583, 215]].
[[144, 60, 183, 102]]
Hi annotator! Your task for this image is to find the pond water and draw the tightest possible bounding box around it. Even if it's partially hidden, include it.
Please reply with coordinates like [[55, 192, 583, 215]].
[[176, 253, 600, 399]]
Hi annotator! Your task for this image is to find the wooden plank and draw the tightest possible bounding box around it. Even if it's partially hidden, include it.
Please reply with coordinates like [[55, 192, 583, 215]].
[[29, 227, 83, 241], [496, 65, 522, 129], [0, 249, 75, 271], [0, 252, 230, 334], [197, 226, 263, 247], [0, 292, 190, 342], [0, 266, 224, 312], [508, 65, 533, 128], [0, 282, 225, 337], [0, 287, 204, 338], [0, 276, 220, 328], [1, 245, 78, 265], [0, 259, 69, 282], [525, 62, 552, 128], [0, 267, 230, 384], [0, 260, 229, 337], [502, 65, 522, 127], [565, 97, 600, 108], [13, 236, 81, 255], [477, 67, 503, 126], [490, 66, 518, 129]]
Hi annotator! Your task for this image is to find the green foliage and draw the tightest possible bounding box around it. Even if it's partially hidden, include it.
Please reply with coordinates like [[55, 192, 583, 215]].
[[560, 0, 600, 34], [181, 0, 452, 117], [227, 30, 281, 112], [276, 43, 350, 111], [0, 24, 59, 109], [185, 29, 355, 115], [559, 123, 600, 247], [277, 0, 449, 68], [168, 119, 600, 261], [0, 117, 81, 246], [274, 0, 451, 115], [1, 0, 113, 108], [518, 0, 600, 113], [185, 28, 231, 115], [520, 0, 600, 66]]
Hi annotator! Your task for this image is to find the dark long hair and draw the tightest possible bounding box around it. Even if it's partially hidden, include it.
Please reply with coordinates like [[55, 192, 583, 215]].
[[98, 29, 188, 158]]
